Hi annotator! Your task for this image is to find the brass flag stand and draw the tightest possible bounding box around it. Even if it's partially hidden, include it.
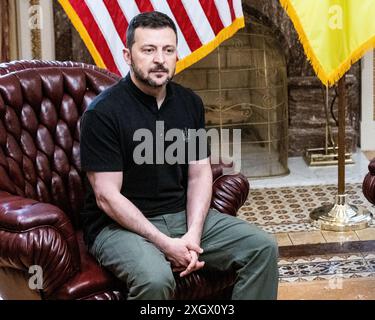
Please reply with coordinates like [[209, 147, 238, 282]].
[[310, 76, 372, 231]]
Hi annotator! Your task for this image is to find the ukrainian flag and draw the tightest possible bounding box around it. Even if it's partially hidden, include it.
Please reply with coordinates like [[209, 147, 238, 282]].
[[280, 0, 375, 86]]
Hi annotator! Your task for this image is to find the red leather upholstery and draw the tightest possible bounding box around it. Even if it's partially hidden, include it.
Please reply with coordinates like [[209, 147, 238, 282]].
[[0, 60, 249, 300], [211, 173, 249, 216]]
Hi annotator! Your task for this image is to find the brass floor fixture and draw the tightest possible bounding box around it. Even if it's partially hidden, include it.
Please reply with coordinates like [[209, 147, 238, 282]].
[[304, 146, 354, 167], [310, 76, 372, 231], [304, 85, 354, 166]]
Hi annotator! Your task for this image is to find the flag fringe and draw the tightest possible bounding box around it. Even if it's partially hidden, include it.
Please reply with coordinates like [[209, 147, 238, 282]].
[[279, 0, 375, 86], [58, 0, 107, 70], [278, 0, 330, 85], [330, 36, 375, 85], [176, 17, 245, 74]]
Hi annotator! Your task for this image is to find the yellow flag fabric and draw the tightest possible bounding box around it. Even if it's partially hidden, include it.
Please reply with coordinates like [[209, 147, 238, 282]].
[[279, 0, 375, 86]]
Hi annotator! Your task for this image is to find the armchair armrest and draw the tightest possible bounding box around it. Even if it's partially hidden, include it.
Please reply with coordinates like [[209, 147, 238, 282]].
[[211, 162, 235, 181], [211, 173, 249, 216], [363, 159, 375, 205], [0, 191, 80, 297]]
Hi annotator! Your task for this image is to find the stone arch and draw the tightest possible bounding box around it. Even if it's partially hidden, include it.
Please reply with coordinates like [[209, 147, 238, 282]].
[[174, 10, 289, 178]]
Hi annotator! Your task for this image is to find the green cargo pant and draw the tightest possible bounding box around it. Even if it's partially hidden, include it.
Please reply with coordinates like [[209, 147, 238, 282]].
[[89, 208, 279, 300]]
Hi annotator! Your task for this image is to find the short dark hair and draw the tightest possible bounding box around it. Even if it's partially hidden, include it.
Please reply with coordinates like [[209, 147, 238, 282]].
[[126, 11, 178, 49]]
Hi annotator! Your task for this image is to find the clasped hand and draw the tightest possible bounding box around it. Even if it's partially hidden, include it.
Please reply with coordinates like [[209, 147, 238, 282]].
[[162, 235, 205, 277]]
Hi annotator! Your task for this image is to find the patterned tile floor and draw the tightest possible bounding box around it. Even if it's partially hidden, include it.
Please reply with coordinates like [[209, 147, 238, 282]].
[[237, 179, 375, 295], [238, 183, 375, 234]]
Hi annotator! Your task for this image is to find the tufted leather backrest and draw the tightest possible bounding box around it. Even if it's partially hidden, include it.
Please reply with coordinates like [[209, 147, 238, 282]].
[[0, 61, 120, 228]]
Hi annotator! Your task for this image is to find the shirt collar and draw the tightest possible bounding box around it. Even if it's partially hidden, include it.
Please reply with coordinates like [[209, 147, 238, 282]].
[[123, 73, 174, 111]]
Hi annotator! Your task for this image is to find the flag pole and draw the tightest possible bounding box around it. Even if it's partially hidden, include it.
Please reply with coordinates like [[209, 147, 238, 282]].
[[337, 76, 346, 195], [310, 75, 372, 231]]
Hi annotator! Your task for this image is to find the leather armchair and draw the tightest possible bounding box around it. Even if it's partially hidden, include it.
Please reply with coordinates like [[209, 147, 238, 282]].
[[363, 159, 375, 206], [0, 60, 249, 300]]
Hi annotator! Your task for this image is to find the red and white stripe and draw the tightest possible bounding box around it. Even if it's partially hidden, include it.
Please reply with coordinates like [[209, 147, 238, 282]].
[[67, 0, 244, 76]]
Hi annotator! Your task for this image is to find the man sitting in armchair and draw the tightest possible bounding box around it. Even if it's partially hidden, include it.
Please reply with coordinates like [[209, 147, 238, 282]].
[[80, 11, 278, 300]]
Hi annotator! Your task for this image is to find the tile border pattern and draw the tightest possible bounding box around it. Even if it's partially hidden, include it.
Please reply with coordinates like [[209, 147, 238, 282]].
[[278, 252, 375, 283]]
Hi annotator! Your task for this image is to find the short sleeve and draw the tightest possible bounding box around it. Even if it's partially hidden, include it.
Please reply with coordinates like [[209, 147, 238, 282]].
[[189, 94, 211, 162], [80, 110, 123, 172]]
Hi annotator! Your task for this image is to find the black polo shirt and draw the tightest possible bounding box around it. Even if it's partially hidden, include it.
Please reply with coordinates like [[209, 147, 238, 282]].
[[80, 73, 210, 247]]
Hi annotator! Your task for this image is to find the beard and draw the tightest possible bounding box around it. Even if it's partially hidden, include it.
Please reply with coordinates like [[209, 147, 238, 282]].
[[131, 61, 174, 88]]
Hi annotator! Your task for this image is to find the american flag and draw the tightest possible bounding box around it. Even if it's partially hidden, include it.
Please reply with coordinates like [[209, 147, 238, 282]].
[[58, 0, 244, 76]]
